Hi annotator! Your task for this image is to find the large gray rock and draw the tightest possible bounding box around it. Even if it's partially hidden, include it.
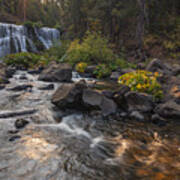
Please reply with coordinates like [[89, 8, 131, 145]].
[[110, 71, 122, 81], [146, 59, 172, 74], [51, 81, 86, 109], [125, 91, 154, 113], [82, 89, 117, 116], [155, 101, 180, 120], [113, 85, 130, 111], [39, 62, 72, 82]]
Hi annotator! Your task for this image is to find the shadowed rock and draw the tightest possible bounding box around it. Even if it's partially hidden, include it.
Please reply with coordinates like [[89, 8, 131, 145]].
[[7, 84, 33, 91], [125, 91, 154, 113], [39, 62, 72, 82], [0, 109, 37, 118]]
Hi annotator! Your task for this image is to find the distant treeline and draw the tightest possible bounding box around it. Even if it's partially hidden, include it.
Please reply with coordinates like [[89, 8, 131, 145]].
[[0, 0, 180, 59]]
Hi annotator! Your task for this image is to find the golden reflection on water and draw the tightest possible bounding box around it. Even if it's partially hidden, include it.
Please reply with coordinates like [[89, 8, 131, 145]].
[[16, 131, 58, 162], [112, 131, 180, 180]]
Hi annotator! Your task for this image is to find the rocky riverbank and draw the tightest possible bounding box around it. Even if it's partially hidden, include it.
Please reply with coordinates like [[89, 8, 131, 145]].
[[0, 59, 179, 179]]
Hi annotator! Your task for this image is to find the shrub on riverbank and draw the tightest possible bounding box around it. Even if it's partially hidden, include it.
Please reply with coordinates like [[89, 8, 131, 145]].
[[65, 31, 116, 65], [118, 70, 163, 99], [4, 52, 48, 68]]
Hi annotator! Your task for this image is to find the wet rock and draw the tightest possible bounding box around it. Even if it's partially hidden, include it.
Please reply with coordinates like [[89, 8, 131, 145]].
[[121, 68, 134, 74], [8, 129, 19, 134], [9, 135, 21, 142], [155, 101, 180, 120], [125, 91, 154, 113], [151, 114, 167, 126], [0, 109, 37, 118], [130, 111, 145, 121], [5, 66, 16, 78], [84, 65, 96, 75], [101, 96, 117, 116], [0, 77, 10, 84], [28, 69, 42, 74], [7, 84, 33, 91], [52, 81, 86, 109], [113, 85, 130, 111], [82, 89, 117, 116], [110, 71, 122, 81], [39, 62, 72, 82], [38, 84, 54, 90], [15, 118, 29, 129], [19, 75, 28, 80], [0, 85, 5, 90], [146, 59, 172, 74], [102, 90, 114, 99]]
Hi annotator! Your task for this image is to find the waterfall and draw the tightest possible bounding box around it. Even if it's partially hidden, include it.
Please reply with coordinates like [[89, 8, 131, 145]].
[[35, 27, 60, 49], [0, 23, 60, 57]]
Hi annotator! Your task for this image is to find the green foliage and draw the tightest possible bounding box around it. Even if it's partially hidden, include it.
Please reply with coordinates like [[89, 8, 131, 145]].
[[114, 58, 136, 69], [45, 41, 70, 62], [4, 52, 49, 68], [75, 62, 88, 73], [93, 64, 112, 79], [118, 70, 163, 99], [66, 31, 116, 65], [24, 21, 43, 28]]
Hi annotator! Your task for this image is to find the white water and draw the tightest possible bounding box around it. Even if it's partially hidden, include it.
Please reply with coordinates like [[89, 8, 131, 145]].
[[0, 23, 60, 57]]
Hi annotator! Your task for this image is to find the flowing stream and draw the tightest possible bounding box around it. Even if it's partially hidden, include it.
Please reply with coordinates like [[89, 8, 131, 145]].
[[0, 71, 179, 180]]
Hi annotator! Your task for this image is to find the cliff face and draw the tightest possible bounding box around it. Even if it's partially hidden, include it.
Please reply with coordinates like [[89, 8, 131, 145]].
[[0, 22, 60, 57]]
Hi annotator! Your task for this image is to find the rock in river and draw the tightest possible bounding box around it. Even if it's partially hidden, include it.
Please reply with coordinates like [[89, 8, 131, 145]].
[[52, 81, 86, 109], [82, 89, 117, 116], [38, 62, 72, 82], [125, 91, 154, 113]]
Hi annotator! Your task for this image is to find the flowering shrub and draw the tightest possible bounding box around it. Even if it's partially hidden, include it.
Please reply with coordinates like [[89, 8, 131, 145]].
[[75, 62, 88, 73], [118, 70, 163, 99]]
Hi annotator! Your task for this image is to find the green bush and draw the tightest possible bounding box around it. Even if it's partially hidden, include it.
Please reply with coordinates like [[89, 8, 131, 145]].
[[24, 21, 43, 28], [93, 64, 112, 79], [45, 40, 70, 62], [4, 52, 49, 68], [66, 31, 116, 65]]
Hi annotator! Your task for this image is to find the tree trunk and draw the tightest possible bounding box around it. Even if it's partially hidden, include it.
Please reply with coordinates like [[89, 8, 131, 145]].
[[136, 0, 147, 61]]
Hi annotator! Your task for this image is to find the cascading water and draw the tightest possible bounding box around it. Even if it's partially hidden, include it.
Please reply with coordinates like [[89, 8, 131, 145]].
[[35, 27, 60, 49], [0, 23, 60, 57]]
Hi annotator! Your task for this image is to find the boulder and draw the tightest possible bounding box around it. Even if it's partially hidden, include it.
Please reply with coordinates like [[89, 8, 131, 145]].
[[15, 119, 29, 129], [155, 101, 180, 120], [129, 111, 145, 121], [172, 64, 180, 76], [19, 75, 28, 80], [0, 85, 5, 90], [85, 65, 97, 75], [38, 62, 72, 82], [146, 59, 172, 74], [125, 91, 154, 113], [38, 84, 54, 90], [7, 84, 33, 91], [51, 81, 86, 109], [28, 69, 42, 75], [82, 89, 117, 116], [121, 68, 134, 75], [113, 85, 130, 111], [5, 66, 16, 78], [110, 71, 121, 81]]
